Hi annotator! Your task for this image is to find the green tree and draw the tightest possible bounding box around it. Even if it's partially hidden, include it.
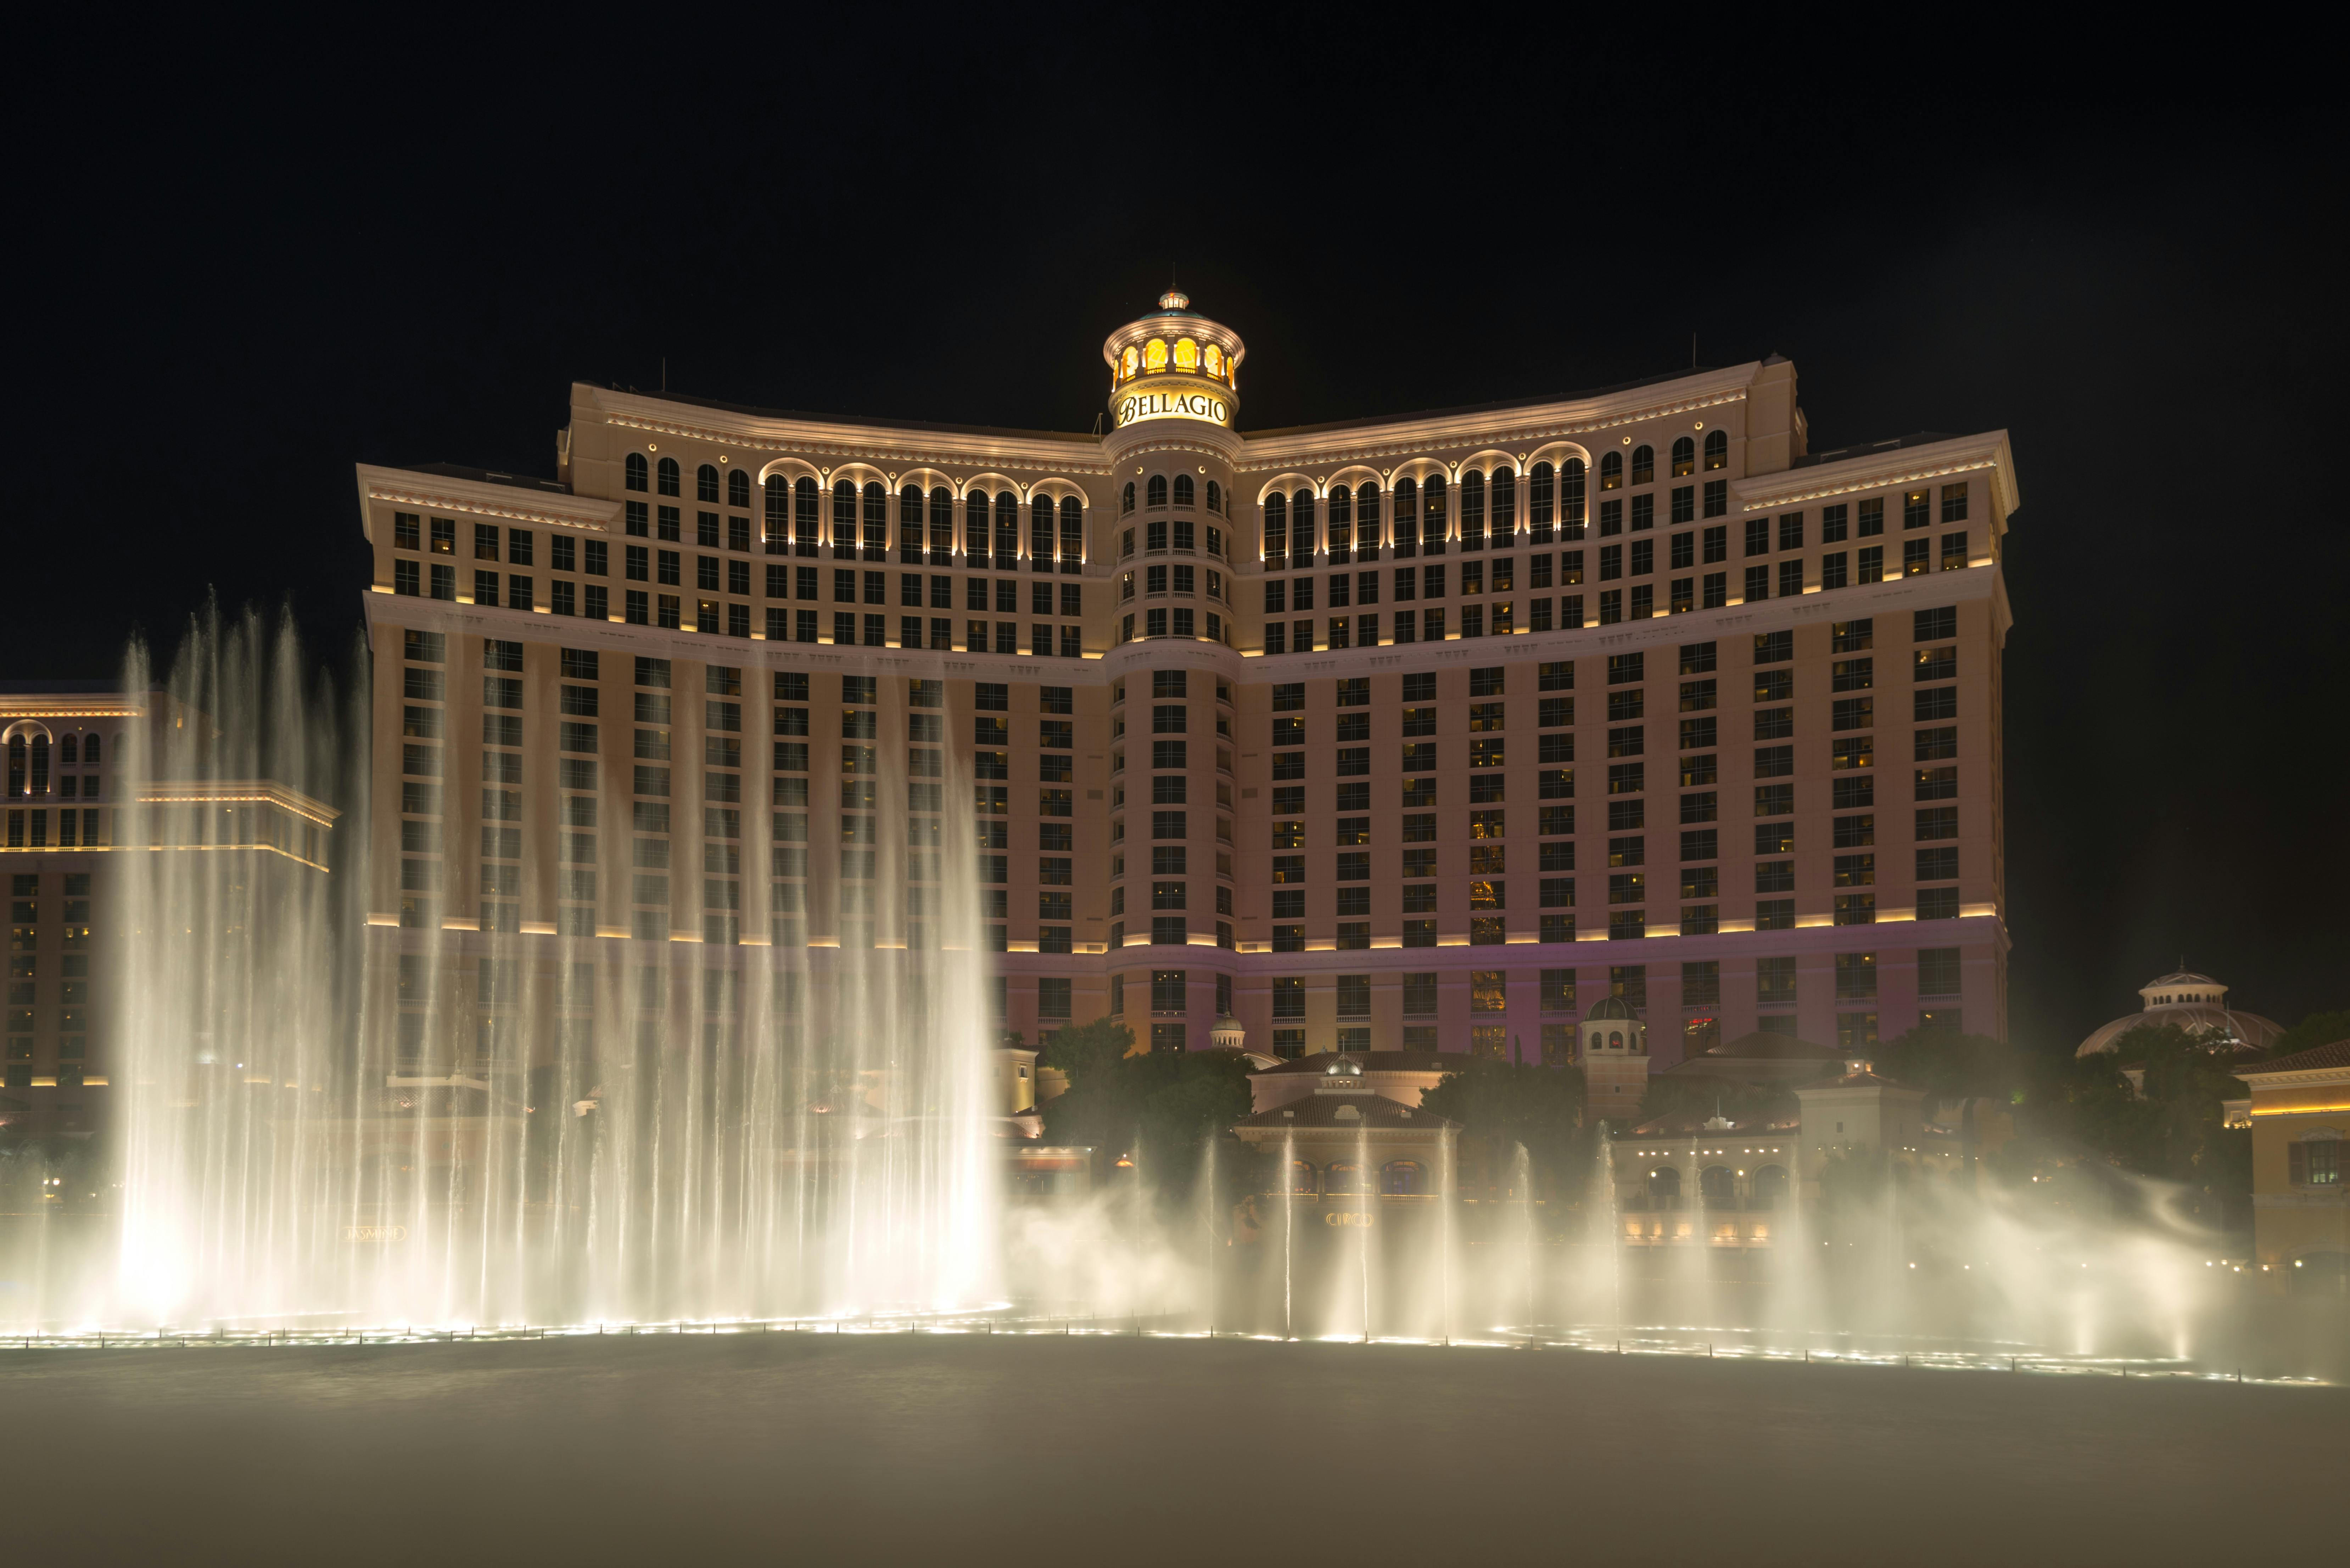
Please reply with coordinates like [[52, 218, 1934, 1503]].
[[2261, 1008, 2350, 1061], [1421, 1059, 1588, 1216], [1873, 1028, 2017, 1101], [1037, 1021, 1252, 1207], [2008, 1024, 2250, 1230]]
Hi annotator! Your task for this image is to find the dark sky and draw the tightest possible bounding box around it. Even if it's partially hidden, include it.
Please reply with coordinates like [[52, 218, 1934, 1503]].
[[14, 17, 2343, 1052]]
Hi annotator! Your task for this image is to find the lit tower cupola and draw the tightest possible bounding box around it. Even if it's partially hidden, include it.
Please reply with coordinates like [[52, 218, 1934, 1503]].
[[1102, 290, 1246, 433]]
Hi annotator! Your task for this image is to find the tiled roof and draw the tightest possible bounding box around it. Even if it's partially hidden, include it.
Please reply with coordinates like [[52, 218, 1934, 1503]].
[[2234, 1039, 2350, 1077], [1234, 1094, 1456, 1131], [1255, 1052, 1453, 1077], [1629, 1111, 1800, 1136]]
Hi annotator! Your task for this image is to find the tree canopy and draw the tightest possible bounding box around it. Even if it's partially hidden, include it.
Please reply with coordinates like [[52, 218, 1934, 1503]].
[[1037, 1022, 1252, 1203], [2261, 1008, 2350, 1062]]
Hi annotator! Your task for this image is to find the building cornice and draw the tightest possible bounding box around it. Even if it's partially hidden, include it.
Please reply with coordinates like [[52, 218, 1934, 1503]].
[[0, 698, 148, 720], [2237, 1065, 2350, 1091], [1230, 366, 1763, 472], [1735, 431, 2020, 522], [136, 778, 340, 825], [356, 465, 621, 539], [584, 387, 1115, 478]]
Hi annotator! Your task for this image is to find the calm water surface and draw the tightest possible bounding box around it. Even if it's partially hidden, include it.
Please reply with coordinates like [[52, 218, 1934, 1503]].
[[3, 1334, 2334, 1565]]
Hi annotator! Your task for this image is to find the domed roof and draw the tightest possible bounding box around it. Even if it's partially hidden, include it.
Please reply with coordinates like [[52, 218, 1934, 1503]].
[[2077, 968, 2282, 1057], [1585, 996, 1638, 1021]]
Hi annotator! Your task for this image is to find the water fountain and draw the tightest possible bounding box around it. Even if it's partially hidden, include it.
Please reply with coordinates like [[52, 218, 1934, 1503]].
[[5, 610, 1002, 1334], [2, 612, 2334, 1389]]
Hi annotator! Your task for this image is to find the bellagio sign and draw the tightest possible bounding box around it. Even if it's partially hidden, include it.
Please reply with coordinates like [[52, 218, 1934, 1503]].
[[1115, 386, 1231, 429]]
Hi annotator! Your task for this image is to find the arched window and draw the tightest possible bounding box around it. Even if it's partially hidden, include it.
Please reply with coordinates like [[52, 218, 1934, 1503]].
[[1422, 474, 1447, 553], [1491, 467, 1516, 543], [1289, 1159, 1318, 1196], [1392, 477, 1417, 556], [793, 477, 820, 555], [1059, 495, 1084, 567], [6, 735, 23, 797], [1356, 482, 1381, 554], [1561, 457, 1587, 538], [1752, 1165, 1789, 1209], [930, 487, 955, 559], [1671, 437, 1696, 478], [765, 476, 788, 551], [82, 734, 99, 770], [29, 735, 49, 794], [1528, 462, 1555, 543], [697, 463, 721, 502], [1630, 445, 1654, 487], [1700, 1165, 1735, 1206], [1290, 488, 1315, 564], [1648, 1165, 1682, 1207], [728, 468, 751, 509], [1326, 1159, 1366, 1195], [1704, 429, 1728, 470], [832, 480, 857, 558], [1031, 495, 1055, 564], [657, 457, 681, 497], [625, 453, 649, 492], [1147, 474, 1169, 508], [1459, 469, 1485, 551], [898, 485, 923, 560], [1205, 479, 1222, 513], [1599, 451, 1622, 491], [1122, 482, 1136, 515], [1173, 473, 1194, 508], [1326, 485, 1352, 562], [60, 735, 78, 767], [861, 482, 888, 558], [967, 491, 994, 561], [994, 492, 1019, 565], [1261, 491, 1287, 563], [1608, 1030, 1623, 1050], [1380, 1160, 1423, 1196]]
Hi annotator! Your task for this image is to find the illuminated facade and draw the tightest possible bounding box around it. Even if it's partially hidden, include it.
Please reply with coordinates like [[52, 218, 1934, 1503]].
[[2, 682, 335, 1131], [356, 291, 2016, 1073], [2231, 1042, 2349, 1292]]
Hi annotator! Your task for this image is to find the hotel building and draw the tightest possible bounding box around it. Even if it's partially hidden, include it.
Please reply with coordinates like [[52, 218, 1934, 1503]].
[[2, 682, 336, 1133], [356, 292, 2015, 1075]]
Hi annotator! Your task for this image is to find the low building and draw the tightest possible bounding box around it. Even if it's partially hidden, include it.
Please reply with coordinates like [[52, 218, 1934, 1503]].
[[1248, 1050, 1449, 1116], [1616, 1110, 1798, 1247], [3, 682, 336, 1136], [1232, 1056, 1455, 1199], [1616, 1053, 2009, 1239], [2230, 1040, 2349, 1294]]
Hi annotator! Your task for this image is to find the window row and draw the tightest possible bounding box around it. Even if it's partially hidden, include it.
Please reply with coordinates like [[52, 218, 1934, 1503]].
[[1120, 473, 1228, 515]]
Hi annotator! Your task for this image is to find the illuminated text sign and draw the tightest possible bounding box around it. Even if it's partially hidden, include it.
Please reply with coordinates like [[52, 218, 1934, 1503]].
[[1115, 387, 1230, 429]]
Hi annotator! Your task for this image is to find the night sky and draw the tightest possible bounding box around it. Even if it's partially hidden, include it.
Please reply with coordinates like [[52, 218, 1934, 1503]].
[[15, 19, 2342, 1053]]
